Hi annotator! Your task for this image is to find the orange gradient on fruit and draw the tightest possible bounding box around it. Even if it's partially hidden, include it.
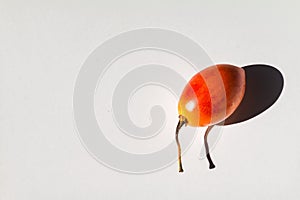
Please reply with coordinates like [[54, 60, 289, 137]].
[[178, 64, 246, 127]]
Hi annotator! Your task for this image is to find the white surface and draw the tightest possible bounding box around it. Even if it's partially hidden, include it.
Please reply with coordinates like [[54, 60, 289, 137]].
[[0, 0, 299, 199]]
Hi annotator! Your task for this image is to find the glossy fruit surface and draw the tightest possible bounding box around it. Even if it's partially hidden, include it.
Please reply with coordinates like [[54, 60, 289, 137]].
[[178, 64, 246, 127]]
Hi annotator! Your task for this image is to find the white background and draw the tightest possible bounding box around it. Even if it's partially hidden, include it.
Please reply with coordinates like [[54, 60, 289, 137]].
[[0, 0, 299, 199]]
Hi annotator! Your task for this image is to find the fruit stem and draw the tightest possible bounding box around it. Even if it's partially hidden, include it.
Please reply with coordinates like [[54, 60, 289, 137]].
[[175, 115, 188, 173], [204, 126, 216, 169]]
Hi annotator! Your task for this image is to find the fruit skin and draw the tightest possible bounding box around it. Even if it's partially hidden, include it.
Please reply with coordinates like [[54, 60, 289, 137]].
[[178, 64, 246, 127]]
